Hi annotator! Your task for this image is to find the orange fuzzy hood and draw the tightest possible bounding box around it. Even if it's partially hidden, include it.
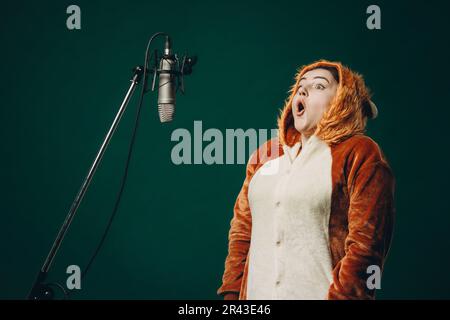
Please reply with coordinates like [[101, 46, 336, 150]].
[[277, 59, 378, 147]]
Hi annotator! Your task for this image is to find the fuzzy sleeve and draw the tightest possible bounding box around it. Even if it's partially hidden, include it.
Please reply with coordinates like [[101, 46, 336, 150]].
[[216, 150, 258, 299], [327, 145, 396, 300]]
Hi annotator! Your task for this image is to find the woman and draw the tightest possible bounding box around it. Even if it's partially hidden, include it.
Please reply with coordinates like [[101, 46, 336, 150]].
[[217, 59, 396, 300]]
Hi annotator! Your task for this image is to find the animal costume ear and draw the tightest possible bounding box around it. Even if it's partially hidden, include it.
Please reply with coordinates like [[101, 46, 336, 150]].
[[368, 100, 378, 119], [364, 100, 378, 119]]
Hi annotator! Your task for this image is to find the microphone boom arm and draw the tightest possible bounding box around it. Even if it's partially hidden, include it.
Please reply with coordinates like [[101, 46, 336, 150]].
[[27, 66, 145, 300]]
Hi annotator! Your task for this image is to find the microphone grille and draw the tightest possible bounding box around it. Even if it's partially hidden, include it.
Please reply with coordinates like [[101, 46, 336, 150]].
[[158, 103, 175, 123]]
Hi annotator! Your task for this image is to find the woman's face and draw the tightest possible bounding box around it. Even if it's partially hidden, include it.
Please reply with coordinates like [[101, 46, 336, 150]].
[[292, 68, 339, 136]]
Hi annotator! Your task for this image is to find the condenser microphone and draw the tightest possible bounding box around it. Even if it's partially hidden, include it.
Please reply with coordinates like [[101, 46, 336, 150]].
[[157, 36, 176, 122]]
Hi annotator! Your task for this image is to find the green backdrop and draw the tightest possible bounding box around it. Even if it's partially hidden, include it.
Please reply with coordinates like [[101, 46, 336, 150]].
[[1, 0, 449, 299]]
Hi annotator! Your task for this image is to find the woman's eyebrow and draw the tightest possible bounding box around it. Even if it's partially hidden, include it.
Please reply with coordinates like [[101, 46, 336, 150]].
[[299, 76, 330, 84]]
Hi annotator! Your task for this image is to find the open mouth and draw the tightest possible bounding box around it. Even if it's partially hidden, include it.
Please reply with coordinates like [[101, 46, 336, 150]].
[[296, 101, 305, 117]]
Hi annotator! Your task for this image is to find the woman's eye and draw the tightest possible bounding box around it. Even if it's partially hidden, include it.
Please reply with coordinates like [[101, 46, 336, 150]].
[[314, 84, 325, 90]]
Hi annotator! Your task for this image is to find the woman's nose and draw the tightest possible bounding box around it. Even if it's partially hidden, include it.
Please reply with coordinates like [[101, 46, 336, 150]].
[[298, 86, 308, 97]]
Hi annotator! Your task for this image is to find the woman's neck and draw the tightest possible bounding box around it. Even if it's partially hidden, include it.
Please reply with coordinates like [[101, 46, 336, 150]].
[[301, 133, 312, 147]]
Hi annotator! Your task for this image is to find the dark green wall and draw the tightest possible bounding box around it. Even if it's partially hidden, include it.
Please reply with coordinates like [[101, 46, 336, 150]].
[[1, 0, 449, 299]]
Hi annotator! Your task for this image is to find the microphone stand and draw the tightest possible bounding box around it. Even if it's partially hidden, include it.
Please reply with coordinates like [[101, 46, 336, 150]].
[[27, 66, 144, 300], [27, 31, 196, 300]]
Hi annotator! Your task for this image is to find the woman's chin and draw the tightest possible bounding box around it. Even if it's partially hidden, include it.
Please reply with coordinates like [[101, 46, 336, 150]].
[[294, 120, 308, 133]]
